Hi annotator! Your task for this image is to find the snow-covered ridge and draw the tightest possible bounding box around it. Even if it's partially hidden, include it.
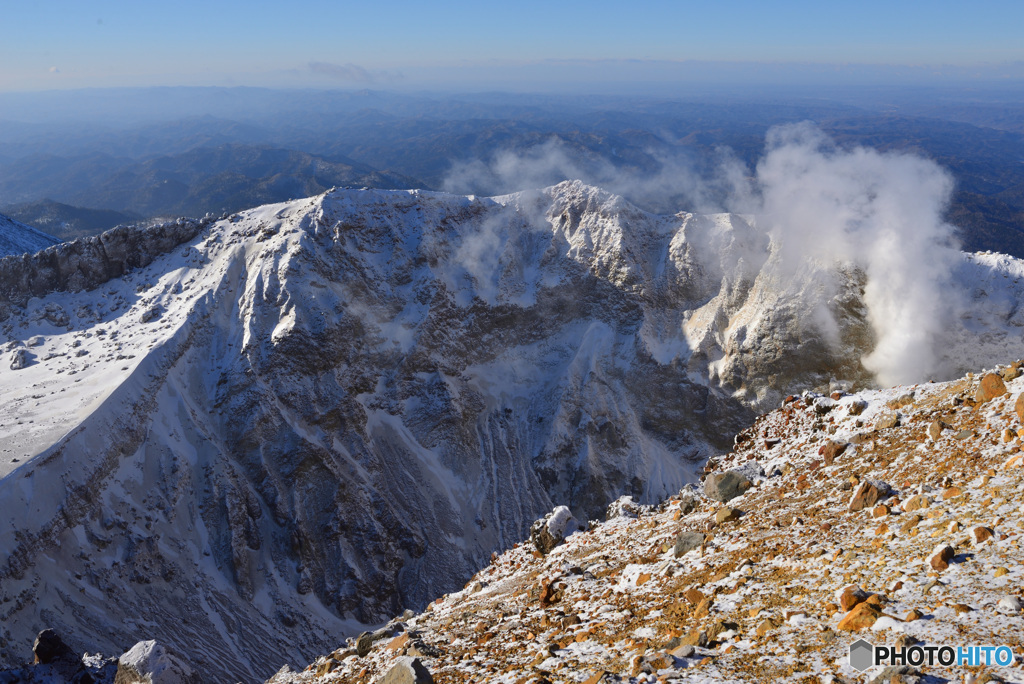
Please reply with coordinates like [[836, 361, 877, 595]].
[[0, 216, 209, 320], [0, 212, 59, 259], [0, 183, 1023, 681]]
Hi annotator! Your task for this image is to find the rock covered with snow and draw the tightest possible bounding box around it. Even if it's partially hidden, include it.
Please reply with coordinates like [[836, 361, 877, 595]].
[[530, 506, 583, 554], [0, 212, 58, 259], [0, 216, 209, 321], [115, 640, 197, 684], [8, 348, 29, 370], [605, 495, 646, 519], [378, 656, 432, 684]]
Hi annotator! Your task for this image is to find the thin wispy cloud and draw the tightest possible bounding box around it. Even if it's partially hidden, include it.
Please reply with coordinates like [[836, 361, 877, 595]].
[[308, 61, 403, 84]]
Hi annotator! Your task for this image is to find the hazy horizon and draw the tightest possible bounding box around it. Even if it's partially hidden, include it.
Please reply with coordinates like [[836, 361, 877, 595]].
[[3, 2, 1024, 263], [3, 0, 1024, 94]]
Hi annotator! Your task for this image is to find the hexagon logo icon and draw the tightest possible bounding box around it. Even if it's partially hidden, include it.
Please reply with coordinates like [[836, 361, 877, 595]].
[[849, 638, 874, 672]]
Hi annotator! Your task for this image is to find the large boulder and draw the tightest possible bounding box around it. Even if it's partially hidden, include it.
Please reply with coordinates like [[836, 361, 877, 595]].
[[703, 471, 751, 503], [673, 530, 705, 558], [380, 657, 433, 684], [32, 629, 74, 665], [9, 348, 30, 370], [976, 372, 1008, 403], [848, 479, 891, 512], [115, 641, 197, 684], [530, 506, 582, 555], [0, 630, 117, 684]]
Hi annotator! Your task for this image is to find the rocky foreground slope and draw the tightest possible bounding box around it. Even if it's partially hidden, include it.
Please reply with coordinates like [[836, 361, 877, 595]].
[[1, 183, 1024, 681], [275, 363, 1024, 684]]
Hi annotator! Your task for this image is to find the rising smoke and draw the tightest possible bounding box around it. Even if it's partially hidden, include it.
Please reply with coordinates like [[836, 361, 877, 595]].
[[743, 123, 962, 386], [443, 137, 731, 215], [445, 123, 964, 387]]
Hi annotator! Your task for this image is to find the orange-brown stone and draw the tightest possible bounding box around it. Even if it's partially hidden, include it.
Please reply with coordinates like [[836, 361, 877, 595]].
[[838, 602, 881, 631]]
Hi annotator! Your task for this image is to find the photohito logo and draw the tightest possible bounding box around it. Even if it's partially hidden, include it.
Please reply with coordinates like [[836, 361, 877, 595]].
[[849, 639, 1014, 671]]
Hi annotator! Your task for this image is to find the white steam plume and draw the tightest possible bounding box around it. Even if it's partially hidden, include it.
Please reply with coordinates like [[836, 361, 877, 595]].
[[744, 123, 962, 386], [443, 137, 729, 214], [444, 123, 964, 386]]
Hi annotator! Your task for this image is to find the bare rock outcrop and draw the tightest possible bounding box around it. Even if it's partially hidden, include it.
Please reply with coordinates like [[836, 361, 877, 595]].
[[0, 217, 210, 321]]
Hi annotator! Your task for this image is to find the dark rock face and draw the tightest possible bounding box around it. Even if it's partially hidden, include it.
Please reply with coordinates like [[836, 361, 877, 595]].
[[355, 633, 375, 658], [0, 630, 118, 684], [32, 629, 73, 665]]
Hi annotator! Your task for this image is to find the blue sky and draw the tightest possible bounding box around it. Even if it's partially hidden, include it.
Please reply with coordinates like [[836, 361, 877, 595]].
[[2, 0, 1023, 91]]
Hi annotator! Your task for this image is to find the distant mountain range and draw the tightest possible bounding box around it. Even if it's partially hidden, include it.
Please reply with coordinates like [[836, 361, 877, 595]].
[[2, 89, 1024, 257], [1, 200, 139, 242], [0, 144, 423, 222]]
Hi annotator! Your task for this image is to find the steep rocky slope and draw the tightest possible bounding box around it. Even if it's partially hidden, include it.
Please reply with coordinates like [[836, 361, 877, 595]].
[[0, 211, 58, 257], [275, 363, 1024, 684], [0, 183, 1023, 682]]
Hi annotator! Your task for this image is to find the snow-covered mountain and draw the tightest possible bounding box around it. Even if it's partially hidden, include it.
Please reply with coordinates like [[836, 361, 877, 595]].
[[0, 182, 1022, 681], [0, 212, 59, 257]]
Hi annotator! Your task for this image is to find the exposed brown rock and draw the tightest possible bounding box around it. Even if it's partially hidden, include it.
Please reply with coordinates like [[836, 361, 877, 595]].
[[849, 479, 889, 511], [837, 602, 881, 631], [902, 494, 931, 512], [848, 400, 867, 415], [976, 373, 1008, 403], [876, 413, 900, 429], [821, 440, 848, 465], [928, 544, 955, 571], [386, 633, 410, 652], [839, 586, 869, 611], [715, 507, 741, 524]]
